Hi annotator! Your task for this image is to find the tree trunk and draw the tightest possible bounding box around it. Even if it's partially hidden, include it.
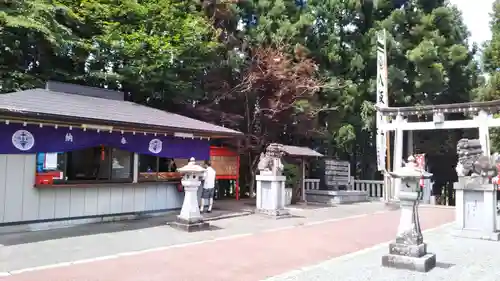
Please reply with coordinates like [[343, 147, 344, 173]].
[[247, 152, 260, 197], [291, 185, 301, 204]]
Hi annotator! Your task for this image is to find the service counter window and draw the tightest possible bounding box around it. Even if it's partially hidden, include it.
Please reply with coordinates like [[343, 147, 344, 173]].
[[138, 155, 182, 182], [35, 146, 134, 185]]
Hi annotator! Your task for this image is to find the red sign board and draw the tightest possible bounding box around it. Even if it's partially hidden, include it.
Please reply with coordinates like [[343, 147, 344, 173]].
[[210, 146, 240, 200]]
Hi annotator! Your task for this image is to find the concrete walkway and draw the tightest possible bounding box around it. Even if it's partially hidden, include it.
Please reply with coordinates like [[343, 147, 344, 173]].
[[0, 202, 387, 272], [0, 203, 454, 280]]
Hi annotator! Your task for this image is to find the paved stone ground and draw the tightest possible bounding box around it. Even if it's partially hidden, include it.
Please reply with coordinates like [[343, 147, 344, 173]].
[[266, 223, 500, 281], [0, 204, 454, 281], [0, 202, 387, 272]]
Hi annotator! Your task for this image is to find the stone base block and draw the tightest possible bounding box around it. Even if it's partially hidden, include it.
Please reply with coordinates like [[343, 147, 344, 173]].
[[451, 229, 500, 241], [385, 200, 401, 210], [256, 208, 291, 219], [389, 242, 427, 258], [169, 217, 210, 232], [305, 190, 369, 205], [382, 253, 436, 272], [430, 196, 437, 205]]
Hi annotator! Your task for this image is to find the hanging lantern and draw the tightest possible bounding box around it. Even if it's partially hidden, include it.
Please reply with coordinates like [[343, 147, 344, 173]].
[[100, 145, 105, 161], [415, 154, 426, 187], [177, 183, 184, 192]]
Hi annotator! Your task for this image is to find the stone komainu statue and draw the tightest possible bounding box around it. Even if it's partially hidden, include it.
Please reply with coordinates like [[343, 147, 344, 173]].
[[456, 138, 500, 178], [257, 143, 284, 176]]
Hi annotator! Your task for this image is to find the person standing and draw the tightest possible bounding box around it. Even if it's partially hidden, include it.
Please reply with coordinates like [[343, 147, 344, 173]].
[[200, 160, 216, 213]]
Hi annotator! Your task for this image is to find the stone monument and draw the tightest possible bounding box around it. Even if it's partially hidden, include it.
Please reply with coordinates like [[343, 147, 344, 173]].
[[170, 157, 210, 232], [382, 156, 436, 272], [453, 141, 500, 241], [255, 143, 290, 218]]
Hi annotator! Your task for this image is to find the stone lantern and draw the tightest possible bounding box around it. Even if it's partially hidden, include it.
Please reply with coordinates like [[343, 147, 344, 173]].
[[381, 161, 435, 272], [170, 157, 209, 232]]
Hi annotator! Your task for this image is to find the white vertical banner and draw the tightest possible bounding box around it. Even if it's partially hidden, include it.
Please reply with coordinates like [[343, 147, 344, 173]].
[[376, 30, 389, 171]]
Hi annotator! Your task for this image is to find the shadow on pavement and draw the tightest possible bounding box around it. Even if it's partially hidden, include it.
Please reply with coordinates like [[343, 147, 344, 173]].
[[0, 208, 247, 246], [435, 261, 455, 269], [0, 214, 177, 246], [208, 225, 223, 231]]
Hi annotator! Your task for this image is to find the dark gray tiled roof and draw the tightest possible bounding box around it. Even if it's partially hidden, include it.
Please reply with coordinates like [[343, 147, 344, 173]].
[[0, 89, 242, 136], [282, 145, 323, 157]]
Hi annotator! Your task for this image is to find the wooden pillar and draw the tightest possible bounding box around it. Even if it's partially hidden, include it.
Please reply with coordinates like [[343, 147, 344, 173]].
[[384, 131, 392, 203], [407, 131, 414, 157], [133, 153, 139, 183], [477, 110, 491, 156], [301, 158, 306, 202], [393, 114, 404, 200], [235, 154, 240, 201], [236, 139, 241, 200]]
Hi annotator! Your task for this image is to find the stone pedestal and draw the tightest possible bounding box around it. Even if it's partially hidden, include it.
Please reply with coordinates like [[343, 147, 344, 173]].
[[305, 190, 369, 205], [170, 185, 209, 232], [255, 174, 290, 218], [170, 158, 209, 232], [421, 178, 432, 204], [452, 177, 500, 241]]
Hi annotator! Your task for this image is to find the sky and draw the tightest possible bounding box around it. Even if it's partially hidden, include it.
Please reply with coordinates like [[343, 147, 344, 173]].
[[450, 0, 495, 47]]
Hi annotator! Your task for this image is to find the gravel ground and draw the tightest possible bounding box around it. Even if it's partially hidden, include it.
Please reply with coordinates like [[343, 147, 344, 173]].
[[266, 224, 500, 281]]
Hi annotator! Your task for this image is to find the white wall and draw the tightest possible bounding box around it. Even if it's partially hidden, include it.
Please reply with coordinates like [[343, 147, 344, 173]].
[[0, 154, 184, 224]]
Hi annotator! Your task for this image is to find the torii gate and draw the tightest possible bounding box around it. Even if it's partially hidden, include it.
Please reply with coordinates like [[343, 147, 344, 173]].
[[377, 100, 500, 201], [374, 30, 500, 201]]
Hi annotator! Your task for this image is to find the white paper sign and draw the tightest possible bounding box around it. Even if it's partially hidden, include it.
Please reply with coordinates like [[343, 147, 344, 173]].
[[376, 30, 388, 171], [43, 153, 58, 170]]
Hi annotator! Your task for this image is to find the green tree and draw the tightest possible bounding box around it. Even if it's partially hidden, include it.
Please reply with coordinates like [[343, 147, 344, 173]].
[[1, 0, 223, 108], [205, 0, 480, 180], [187, 1, 329, 196], [477, 0, 500, 152], [365, 1, 481, 171], [298, 0, 479, 177], [477, 0, 500, 102], [0, 0, 481, 184], [76, 0, 222, 105], [383, 0, 479, 106], [305, 0, 375, 174], [0, 0, 83, 92]]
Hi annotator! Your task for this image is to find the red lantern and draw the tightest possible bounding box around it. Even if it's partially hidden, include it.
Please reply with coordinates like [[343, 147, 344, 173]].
[[100, 145, 105, 161], [415, 154, 425, 187]]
